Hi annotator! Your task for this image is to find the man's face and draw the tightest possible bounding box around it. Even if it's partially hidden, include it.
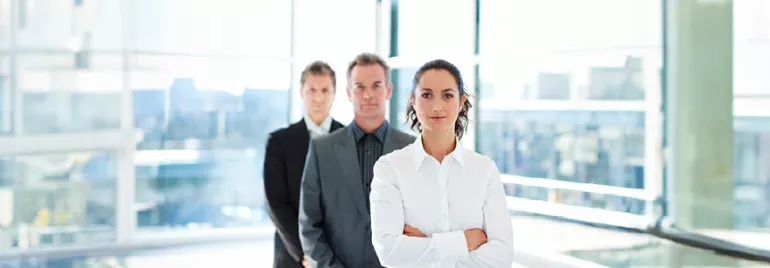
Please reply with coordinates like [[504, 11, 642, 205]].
[[347, 64, 392, 119], [301, 74, 335, 122]]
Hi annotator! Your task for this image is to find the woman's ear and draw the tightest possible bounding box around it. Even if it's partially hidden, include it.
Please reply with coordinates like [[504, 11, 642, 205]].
[[459, 94, 467, 109]]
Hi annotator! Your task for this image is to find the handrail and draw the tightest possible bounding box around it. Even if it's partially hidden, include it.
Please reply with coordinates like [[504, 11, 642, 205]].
[[0, 131, 134, 156], [501, 175, 770, 263], [501, 174, 657, 201], [506, 197, 652, 230], [499, 174, 658, 232], [648, 220, 770, 263]]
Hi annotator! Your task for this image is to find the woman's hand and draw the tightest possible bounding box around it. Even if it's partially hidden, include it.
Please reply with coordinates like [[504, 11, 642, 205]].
[[403, 225, 427, 237], [463, 229, 488, 251]]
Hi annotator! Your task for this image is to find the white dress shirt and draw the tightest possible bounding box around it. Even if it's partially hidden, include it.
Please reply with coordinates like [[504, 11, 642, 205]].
[[370, 136, 514, 268], [304, 116, 332, 139]]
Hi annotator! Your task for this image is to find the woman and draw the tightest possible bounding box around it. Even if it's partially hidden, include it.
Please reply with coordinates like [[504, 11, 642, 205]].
[[370, 59, 514, 268]]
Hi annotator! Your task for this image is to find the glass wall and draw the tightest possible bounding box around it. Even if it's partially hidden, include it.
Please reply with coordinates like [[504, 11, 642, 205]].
[[387, 0, 477, 144], [477, 0, 662, 216], [392, 0, 476, 58], [723, 0, 769, 249], [1, 0, 768, 261], [0, 56, 7, 135], [389, 67, 419, 134], [2, 0, 126, 136], [665, 0, 770, 253], [0, 0, 384, 249], [0, 151, 116, 250], [733, 0, 770, 233], [130, 56, 291, 231], [1, 0, 8, 135], [19, 54, 123, 135], [291, 0, 378, 124], [0, 0, 126, 249], [0, 0, 295, 249], [129, 0, 292, 232]]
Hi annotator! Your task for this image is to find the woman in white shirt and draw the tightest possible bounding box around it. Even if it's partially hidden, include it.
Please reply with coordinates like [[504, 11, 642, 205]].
[[370, 59, 514, 268]]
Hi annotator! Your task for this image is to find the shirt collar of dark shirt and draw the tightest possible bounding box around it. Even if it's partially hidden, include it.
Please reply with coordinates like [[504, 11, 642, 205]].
[[349, 120, 388, 143]]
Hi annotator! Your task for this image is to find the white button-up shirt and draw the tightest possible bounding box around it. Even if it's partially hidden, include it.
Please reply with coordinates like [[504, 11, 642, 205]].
[[304, 116, 332, 139], [370, 136, 514, 268]]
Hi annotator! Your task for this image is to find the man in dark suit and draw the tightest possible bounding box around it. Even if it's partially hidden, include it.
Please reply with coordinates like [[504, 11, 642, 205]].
[[264, 61, 345, 268], [300, 53, 415, 268]]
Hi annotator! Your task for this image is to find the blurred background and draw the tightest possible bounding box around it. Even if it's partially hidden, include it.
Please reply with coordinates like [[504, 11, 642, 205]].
[[0, 0, 769, 267]]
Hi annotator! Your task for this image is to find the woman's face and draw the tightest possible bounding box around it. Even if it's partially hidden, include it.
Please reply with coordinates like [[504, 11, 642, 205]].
[[411, 69, 466, 135]]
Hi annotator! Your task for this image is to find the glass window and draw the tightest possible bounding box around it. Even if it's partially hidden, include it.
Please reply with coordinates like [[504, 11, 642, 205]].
[[15, 54, 123, 135], [9, 0, 123, 50], [394, 0, 475, 58], [477, 0, 661, 213], [0, 0, 7, 48], [389, 67, 418, 134], [12, 0, 75, 49], [729, 0, 770, 248], [0, 151, 116, 250], [1, 0, 7, 134], [1, 56, 9, 135], [294, 0, 377, 60], [130, 55, 290, 231], [129, 0, 291, 57], [388, 0, 477, 147], [3, 0, 126, 136], [292, 0, 378, 124], [119, 0, 294, 236]]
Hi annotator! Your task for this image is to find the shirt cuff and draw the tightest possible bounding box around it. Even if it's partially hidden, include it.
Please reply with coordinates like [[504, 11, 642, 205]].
[[432, 230, 469, 262]]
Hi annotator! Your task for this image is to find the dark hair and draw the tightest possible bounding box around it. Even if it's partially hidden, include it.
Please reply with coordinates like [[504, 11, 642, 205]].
[[405, 59, 473, 139], [301, 61, 336, 88], [346, 53, 390, 83]]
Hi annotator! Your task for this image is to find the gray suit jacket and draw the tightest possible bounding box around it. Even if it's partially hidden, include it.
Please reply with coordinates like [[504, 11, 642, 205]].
[[299, 124, 415, 268]]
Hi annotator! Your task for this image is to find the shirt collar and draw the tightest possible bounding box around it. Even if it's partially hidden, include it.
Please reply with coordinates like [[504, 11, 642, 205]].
[[412, 135, 465, 170], [348, 120, 388, 143], [305, 116, 332, 135]]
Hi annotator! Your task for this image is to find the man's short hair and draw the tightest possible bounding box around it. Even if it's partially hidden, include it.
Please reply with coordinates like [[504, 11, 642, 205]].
[[301, 61, 336, 88], [346, 53, 390, 84]]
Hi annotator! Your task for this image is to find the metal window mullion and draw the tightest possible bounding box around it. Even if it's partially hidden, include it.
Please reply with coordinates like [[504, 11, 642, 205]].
[[115, 0, 136, 243]]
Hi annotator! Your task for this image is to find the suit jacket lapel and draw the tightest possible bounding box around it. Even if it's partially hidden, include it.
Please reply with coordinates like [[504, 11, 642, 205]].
[[293, 120, 311, 157], [330, 120, 344, 132], [335, 131, 369, 218]]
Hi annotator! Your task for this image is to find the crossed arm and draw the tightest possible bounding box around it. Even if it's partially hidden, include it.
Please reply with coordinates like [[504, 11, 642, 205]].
[[369, 158, 514, 267]]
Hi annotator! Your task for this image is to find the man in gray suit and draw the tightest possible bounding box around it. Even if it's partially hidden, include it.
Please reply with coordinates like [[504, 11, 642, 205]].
[[299, 53, 415, 268]]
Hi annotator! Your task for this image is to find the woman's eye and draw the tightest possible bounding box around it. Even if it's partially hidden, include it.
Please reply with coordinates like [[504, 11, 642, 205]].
[[421, 93, 431, 98], [444, 93, 455, 99]]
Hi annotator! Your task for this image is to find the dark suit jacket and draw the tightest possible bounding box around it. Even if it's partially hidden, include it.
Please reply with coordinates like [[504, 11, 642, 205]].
[[299, 124, 415, 268], [264, 119, 344, 265]]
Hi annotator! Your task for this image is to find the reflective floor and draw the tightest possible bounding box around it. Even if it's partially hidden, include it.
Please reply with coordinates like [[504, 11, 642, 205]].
[[3, 240, 768, 268], [0, 241, 275, 268], [568, 241, 770, 267], [2, 217, 769, 268], [513, 215, 770, 268]]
